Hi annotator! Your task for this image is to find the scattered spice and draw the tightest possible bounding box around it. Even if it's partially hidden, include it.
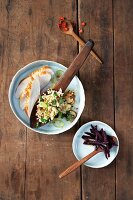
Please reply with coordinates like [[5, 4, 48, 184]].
[[79, 28, 83, 33], [82, 125, 117, 159], [64, 27, 68, 31], [61, 21, 67, 28], [58, 16, 69, 32], [58, 23, 62, 28], [81, 22, 86, 26], [59, 16, 65, 21], [58, 17, 87, 34]]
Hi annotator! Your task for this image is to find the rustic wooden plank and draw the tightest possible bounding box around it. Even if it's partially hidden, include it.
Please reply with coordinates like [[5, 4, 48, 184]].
[[114, 0, 133, 199], [24, 1, 81, 200], [0, 0, 27, 199], [78, 0, 115, 199]]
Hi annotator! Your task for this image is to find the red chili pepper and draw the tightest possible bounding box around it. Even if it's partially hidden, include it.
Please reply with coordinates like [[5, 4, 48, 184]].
[[79, 28, 83, 33], [58, 23, 62, 27], [81, 22, 86, 26], [64, 27, 69, 31], [61, 21, 67, 28], [59, 16, 65, 21]]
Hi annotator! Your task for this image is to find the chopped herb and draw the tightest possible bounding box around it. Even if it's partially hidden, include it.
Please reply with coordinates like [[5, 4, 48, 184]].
[[66, 112, 73, 122], [51, 76, 57, 84], [39, 96, 43, 101], [54, 92, 58, 97], [59, 97, 64, 104], [52, 99, 57, 105], [55, 70, 64, 78], [35, 122, 39, 128], [58, 112, 65, 118], [41, 117, 48, 123]]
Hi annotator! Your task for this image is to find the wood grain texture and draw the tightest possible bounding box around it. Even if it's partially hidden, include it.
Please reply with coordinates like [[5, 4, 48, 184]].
[[1, 0, 133, 199], [78, 0, 115, 199], [0, 0, 26, 199], [114, 0, 133, 199], [25, 1, 81, 200]]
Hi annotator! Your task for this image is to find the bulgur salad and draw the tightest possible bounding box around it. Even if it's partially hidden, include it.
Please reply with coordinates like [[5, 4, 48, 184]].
[[36, 89, 77, 128]]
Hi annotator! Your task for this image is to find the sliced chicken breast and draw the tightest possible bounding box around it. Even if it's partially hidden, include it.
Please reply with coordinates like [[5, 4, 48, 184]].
[[16, 66, 54, 117], [15, 77, 31, 98], [19, 95, 27, 110], [39, 73, 51, 90], [25, 76, 40, 117]]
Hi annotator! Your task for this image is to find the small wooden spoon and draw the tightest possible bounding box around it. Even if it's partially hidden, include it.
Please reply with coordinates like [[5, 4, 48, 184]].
[[30, 40, 94, 128], [59, 136, 117, 178], [59, 147, 102, 178], [59, 20, 102, 64]]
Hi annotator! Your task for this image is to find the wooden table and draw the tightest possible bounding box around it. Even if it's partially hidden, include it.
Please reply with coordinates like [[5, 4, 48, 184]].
[[0, 0, 133, 199]]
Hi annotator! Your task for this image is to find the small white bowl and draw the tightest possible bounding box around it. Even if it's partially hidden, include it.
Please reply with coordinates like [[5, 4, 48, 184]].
[[72, 121, 119, 168], [8, 60, 85, 135]]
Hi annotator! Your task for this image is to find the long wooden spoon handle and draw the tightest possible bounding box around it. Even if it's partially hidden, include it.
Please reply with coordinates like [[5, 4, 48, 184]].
[[72, 31, 85, 46], [59, 149, 101, 179], [71, 32, 102, 64], [54, 40, 94, 92]]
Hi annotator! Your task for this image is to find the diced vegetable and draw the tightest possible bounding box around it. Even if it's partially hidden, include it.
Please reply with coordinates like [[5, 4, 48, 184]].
[[52, 119, 64, 128], [55, 70, 64, 79], [41, 117, 48, 123], [69, 110, 77, 118], [66, 110, 77, 122], [39, 102, 48, 108]]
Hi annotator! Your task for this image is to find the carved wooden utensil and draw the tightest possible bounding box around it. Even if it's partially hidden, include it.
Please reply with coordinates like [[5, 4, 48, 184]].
[[59, 136, 117, 178], [59, 19, 102, 64], [30, 40, 94, 128], [59, 147, 102, 178]]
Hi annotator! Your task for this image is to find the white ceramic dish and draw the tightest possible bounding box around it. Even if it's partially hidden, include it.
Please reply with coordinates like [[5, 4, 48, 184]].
[[8, 60, 85, 135], [72, 121, 119, 168]]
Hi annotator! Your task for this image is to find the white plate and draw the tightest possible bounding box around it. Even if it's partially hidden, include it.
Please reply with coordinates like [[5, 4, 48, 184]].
[[8, 60, 85, 135], [72, 121, 119, 168]]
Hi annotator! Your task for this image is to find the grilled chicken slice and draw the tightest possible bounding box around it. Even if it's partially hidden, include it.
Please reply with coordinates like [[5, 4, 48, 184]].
[[15, 77, 31, 98], [15, 66, 54, 117], [24, 76, 40, 117]]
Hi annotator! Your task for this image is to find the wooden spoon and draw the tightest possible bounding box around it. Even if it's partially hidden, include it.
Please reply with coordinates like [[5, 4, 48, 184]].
[[59, 20, 102, 64], [30, 40, 94, 128], [59, 147, 102, 178], [59, 136, 117, 178]]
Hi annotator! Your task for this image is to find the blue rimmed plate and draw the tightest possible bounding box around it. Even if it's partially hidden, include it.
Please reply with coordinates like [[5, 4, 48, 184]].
[[72, 121, 119, 168], [8, 60, 85, 134]]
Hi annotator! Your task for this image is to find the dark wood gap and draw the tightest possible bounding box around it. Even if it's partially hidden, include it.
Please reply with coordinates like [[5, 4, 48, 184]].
[[76, 0, 83, 200], [24, 128, 27, 200], [112, 1, 116, 200]]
